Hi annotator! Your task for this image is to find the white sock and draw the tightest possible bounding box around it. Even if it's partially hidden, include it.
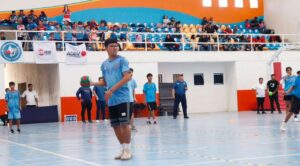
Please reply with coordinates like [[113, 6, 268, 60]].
[[124, 143, 131, 150], [121, 144, 125, 150]]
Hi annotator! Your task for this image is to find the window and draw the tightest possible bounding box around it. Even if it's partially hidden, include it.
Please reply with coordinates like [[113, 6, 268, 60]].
[[203, 0, 212, 7], [214, 73, 224, 85], [194, 74, 204, 85], [235, 0, 243, 8], [219, 0, 228, 7], [250, 0, 258, 8]]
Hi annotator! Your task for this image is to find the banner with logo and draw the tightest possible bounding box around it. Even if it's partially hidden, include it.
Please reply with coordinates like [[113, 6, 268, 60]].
[[65, 43, 87, 64], [33, 42, 58, 64], [0, 41, 23, 63]]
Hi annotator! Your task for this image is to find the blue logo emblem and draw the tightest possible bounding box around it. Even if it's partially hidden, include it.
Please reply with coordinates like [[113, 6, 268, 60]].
[[0, 42, 22, 62]]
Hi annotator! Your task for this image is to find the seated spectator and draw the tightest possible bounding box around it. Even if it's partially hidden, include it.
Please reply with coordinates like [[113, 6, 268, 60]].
[[0, 32, 6, 40], [208, 17, 215, 25], [233, 26, 240, 34], [76, 21, 85, 42], [224, 26, 233, 34], [9, 11, 17, 25], [254, 36, 266, 51], [162, 15, 170, 27], [245, 19, 251, 29], [206, 24, 215, 34], [98, 22, 108, 41], [89, 26, 98, 51], [202, 17, 209, 26], [17, 18, 26, 41], [89, 19, 98, 29], [120, 24, 129, 40], [37, 20, 47, 31], [28, 10, 38, 23], [168, 17, 176, 27], [135, 34, 143, 48], [198, 34, 211, 51], [259, 20, 266, 33], [26, 18, 38, 40], [38, 11, 48, 23], [250, 17, 259, 29], [62, 21, 73, 41], [239, 35, 251, 51], [190, 35, 199, 51], [165, 34, 179, 51], [17, 10, 27, 25]]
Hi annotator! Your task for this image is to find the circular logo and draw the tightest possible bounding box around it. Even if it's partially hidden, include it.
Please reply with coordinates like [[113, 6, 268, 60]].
[[0, 42, 22, 62], [38, 49, 45, 56], [81, 51, 87, 57]]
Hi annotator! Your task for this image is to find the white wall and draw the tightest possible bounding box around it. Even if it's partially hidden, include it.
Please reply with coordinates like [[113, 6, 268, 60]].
[[4, 64, 59, 106], [264, 0, 300, 35], [158, 62, 237, 113]]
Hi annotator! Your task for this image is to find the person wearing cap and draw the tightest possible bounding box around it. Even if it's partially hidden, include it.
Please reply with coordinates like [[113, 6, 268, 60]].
[[267, 74, 281, 114], [172, 74, 189, 119], [76, 76, 93, 123]]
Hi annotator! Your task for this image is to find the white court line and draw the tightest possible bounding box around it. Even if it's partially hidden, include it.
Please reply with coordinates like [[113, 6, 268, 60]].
[[0, 138, 103, 166], [177, 153, 300, 166]]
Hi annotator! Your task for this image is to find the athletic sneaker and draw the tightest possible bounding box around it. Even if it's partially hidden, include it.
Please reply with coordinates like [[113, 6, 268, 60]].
[[114, 150, 124, 160], [294, 117, 299, 122], [121, 149, 132, 160], [147, 121, 151, 124], [153, 121, 157, 124], [279, 111, 282, 114], [96, 120, 100, 123], [104, 119, 109, 122], [280, 122, 287, 131], [82, 120, 86, 123], [17, 128, 21, 133], [10, 129, 14, 134], [88, 120, 93, 123]]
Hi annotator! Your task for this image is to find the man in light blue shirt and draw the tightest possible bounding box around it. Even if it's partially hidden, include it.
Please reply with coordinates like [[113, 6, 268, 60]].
[[143, 73, 157, 124], [94, 38, 132, 160], [281, 71, 300, 131], [128, 68, 137, 131]]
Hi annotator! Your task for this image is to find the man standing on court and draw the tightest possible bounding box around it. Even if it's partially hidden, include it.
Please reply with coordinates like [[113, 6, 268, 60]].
[[21, 84, 38, 108], [172, 74, 189, 119], [93, 77, 107, 123], [267, 74, 281, 114], [93, 38, 132, 160], [253, 77, 266, 114]]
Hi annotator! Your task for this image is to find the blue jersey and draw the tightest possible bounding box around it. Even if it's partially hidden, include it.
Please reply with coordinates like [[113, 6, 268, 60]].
[[101, 56, 130, 106], [283, 75, 297, 95], [292, 76, 300, 99], [76, 87, 92, 102], [143, 82, 157, 102], [128, 79, 137, 102], [93, 86, 107, 101], [173, 81, 187, 95], [5, 90, 20, 112]]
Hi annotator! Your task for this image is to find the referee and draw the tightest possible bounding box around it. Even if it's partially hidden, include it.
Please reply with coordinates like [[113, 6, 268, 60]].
[[172, 74, 189, 119]]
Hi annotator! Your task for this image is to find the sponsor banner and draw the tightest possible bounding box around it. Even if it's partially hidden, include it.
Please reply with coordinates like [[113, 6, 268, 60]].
[[65, 43, 87, 64], [33, 42, 58, 64]]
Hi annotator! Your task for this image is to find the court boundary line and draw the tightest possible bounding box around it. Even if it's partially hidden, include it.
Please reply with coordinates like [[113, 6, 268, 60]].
[[0, 138, 103, 166]]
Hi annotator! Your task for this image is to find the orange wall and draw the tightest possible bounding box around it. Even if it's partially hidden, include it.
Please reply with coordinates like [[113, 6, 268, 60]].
[[237, 90, 271, 111], [0, 99, 6, 115], [0, 0, 264, 24], [60, 94, 160, 122]]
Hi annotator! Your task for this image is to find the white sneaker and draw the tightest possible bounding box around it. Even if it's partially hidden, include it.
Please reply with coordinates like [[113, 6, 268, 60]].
[[294, 117, 299, 122], [96, 120, 100, 123], [280, 122, 287, 131], [121, 149, 132, 160], [104, 119, 109, 122], [114, 150, 124, 160]]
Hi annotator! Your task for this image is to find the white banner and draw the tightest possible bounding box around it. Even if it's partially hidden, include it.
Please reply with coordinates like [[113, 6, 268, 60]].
[[33, 42, 58, 64], [65, 43, 87, 64], [0, 41, 23, 63]]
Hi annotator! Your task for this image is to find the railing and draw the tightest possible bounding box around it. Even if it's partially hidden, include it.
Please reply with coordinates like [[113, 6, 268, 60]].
[[1, 30, 300, 52]]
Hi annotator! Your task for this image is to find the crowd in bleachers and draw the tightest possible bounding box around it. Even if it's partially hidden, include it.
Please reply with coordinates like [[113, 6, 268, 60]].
[[0, 8, 283, 51]]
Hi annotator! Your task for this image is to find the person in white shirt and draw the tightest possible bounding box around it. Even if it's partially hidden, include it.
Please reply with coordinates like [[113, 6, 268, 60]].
[[21, 84, 39, 108], [253, 78, 267, 114]]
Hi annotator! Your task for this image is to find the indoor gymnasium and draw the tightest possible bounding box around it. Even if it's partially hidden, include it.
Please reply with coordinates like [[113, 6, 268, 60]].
[[0, 0, 300, 165]]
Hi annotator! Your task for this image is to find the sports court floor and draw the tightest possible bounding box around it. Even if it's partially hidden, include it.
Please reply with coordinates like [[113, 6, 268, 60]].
[[0, 112, 299, 166]]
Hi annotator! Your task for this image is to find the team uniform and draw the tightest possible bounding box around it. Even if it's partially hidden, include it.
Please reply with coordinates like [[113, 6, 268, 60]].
[[173, 80, 188, 118], [5, 90, 21, 120], [101, 55, 132, 127], [143, 82, 157, 111]]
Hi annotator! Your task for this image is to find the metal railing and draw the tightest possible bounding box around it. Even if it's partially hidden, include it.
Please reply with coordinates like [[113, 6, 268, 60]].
[[1, 30, 300, 52]]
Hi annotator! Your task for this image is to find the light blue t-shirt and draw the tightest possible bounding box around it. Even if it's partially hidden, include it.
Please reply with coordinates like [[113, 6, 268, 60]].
[[173, 81, 187, 95], [5, 90, 20, 112], [93, 86, 107, 101], [283, 75, 297, 95], [292, 76, 300, 99], [128, 79, 137, 102], [101, 56, 130, 106], [143, 82, 157, 102]]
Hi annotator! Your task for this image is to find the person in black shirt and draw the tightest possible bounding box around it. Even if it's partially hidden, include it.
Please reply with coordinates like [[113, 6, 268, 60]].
[[267, 74, 281, 114]]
